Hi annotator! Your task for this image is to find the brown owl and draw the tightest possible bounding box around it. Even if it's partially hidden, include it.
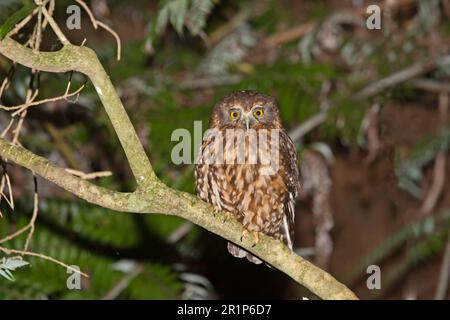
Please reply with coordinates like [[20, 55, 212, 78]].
[[195, 91, 300, 264]]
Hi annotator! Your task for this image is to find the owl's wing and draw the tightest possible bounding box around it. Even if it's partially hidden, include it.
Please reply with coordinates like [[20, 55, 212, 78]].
[[280, 130, 300, 250], [194, 128, 219, 199]]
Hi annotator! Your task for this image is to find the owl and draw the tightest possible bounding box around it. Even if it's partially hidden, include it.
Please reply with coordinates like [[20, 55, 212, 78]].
[[195, 91, 300, 264]]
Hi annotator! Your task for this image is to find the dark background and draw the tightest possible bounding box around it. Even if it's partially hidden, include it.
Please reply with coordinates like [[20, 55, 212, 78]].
[[0, 0, 449, 300]]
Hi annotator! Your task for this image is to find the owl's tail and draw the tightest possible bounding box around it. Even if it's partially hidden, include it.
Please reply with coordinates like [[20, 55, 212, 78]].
[[227, 242, 263, 264]]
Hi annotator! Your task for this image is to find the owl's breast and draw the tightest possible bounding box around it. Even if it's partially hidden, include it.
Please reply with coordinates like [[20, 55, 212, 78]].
[[198, 162, 287, 235], [234, 164, 287, 235], [195, 132, 289, 236]]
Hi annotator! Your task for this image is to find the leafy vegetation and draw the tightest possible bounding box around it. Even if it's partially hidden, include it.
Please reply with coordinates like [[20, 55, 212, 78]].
[[1, 0, 450, 300]]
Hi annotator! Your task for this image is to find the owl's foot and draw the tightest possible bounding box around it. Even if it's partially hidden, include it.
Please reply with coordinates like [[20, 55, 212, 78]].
[[222, 211, 233, 223], [212, 207, 221, 217], [240, 228, 260, 247], [251, 231, 260, 247], [240, 228, 248, 242]]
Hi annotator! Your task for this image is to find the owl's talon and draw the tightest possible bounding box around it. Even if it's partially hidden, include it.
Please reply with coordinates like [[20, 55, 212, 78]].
[[222, 211, 233, 223], [212, 207, 220, 217], [240, 229, 260, 247], [240, 229, 248, 242], [251, 231, 260, 247]]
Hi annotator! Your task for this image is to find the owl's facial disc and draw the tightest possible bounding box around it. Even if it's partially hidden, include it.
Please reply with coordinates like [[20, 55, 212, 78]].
[[228, 105, 267, 130], [220, 98, 278, 130]]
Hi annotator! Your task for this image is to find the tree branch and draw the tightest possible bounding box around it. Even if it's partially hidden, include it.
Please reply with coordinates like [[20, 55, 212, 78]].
[[352, 54, 450, 101], [0, 37, 155, 187], [0, 36, 358, 300]]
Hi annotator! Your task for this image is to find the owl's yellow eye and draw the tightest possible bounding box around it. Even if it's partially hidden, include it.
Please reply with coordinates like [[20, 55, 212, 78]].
[[229, 111, 240, 119], [253, 108, 264, 118]]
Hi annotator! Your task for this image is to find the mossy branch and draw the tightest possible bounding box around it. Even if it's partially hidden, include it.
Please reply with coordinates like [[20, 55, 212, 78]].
[[0, 37, 358, 300]]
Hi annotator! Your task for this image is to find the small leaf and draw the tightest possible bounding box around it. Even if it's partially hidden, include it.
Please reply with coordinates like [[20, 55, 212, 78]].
[[2, 258, 30, 270], [156, 5, 170, 35], [188, 0, 214, 35], [169, 0, 188, 35], [0, 2, 36, 40], [0, 268, 15, 281]]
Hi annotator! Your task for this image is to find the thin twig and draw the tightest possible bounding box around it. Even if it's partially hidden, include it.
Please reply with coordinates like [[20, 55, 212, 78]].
[[75, 0, 98, 29], [259, 0, 415, 50], [410, 79, 450, 93], [65, 168, 112, 180], [0, 246, 88, 278], [45, 122, 81, 170], [289, 112, 327, 142], [40, 5, 69, 44], [263, 22, 315, 49], [0, 85, 84, 115], [362, 103, 382, 163], [435, 238, 450, 299], [353, 54, 450, 101], [74, 0, 121, 60], [420, 153, 446, 214], [97, 21, 121, 61], [288, 81, 332, 142], [101, 264, 144, 300], [0, 171, 14, 210], [0, 223, 30, 244], [206, 1, 267, 48], [22, 175, 39, 252], [0, 75, 12, 99], [42, 0, 55, 30], [0, 118, 14, 138], [5, 0, 51, 38], [420, 93, 448, 215], [431, 92, 450, 300], [168, 222, 194, 244]]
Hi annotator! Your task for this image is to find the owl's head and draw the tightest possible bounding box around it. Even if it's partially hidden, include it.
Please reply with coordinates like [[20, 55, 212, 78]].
[[210, 91, 282, 130]]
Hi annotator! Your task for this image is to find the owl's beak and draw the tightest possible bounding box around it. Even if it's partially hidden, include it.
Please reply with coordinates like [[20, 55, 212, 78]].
[[243, 114, 251, 130]]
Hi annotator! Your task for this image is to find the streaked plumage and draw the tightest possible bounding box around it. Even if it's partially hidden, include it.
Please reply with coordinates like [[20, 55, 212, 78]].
[[195, 91, 299, 264]]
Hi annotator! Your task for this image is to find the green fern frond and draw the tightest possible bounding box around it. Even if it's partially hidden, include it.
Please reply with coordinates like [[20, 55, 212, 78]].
[[395, 126, 450, 198], [345, 209, 450, 285], [147, 0, 216, 52]]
